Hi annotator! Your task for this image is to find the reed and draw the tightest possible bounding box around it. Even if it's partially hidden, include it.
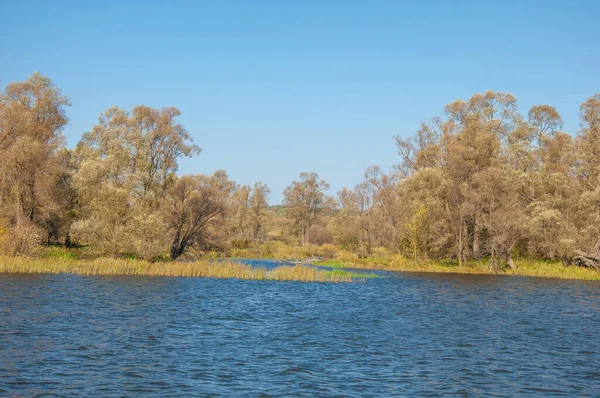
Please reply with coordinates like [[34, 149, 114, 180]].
[[511, 260, 600, 281], [315, 257, 600, 281], [0, 256, 356, 282]]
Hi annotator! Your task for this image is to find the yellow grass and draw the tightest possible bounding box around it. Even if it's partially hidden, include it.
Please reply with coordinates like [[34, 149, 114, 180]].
[[0, 256, 354, 283], [510, 260, 600, 281], [228, 242, 599, 281], [316, 257, 600, 281]]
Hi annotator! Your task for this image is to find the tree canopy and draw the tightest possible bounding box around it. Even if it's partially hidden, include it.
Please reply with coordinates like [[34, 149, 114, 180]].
[[1, 74, 599, 269]]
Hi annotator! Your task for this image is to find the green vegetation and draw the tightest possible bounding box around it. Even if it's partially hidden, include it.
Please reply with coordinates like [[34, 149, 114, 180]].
[[0, 73, 599, 282], [315, 260, 347, 268], [325, 269, 380, 279]]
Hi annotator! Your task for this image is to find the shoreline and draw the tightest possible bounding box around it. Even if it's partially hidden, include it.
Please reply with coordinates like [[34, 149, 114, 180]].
[[226, 257, 600, 281], [0, 257, 356, 283], [1, 255, 598, 282], [310, 259, 600, 281]]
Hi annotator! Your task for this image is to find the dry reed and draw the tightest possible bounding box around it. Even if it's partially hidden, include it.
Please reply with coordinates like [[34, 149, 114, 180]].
[[316, 258, 600, 281], [0, 256, 354, 282]]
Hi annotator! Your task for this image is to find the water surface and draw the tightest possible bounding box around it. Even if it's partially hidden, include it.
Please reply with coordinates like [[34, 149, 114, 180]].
[[1, 260, 599, 396]]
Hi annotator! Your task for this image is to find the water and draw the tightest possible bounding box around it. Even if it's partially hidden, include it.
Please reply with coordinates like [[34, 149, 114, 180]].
[[1, 260, 599, 397]]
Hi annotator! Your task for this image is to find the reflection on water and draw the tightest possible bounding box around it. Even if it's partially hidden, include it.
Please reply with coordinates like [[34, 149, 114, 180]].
[[1, 260, 599, 396]]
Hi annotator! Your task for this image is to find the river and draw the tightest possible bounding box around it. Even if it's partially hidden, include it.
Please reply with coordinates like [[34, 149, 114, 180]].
[[1, 260, 599, 396]]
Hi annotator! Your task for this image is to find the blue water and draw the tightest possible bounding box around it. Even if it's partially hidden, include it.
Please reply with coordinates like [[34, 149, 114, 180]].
[[1, 260, 599, 396]]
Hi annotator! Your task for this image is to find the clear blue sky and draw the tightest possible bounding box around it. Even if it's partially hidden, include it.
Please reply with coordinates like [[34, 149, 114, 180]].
[[2, 0, 599, 203]]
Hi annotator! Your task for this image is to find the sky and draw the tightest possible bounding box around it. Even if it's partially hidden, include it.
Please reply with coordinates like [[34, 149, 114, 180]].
[[1, 0, 599, 203]]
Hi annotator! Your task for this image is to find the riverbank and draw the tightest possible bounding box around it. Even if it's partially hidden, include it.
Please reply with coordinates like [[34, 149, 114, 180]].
[[312, 258, 600, 281], [223, 243, 599, 281], [0, 256, 357, 283], [4, 243, 598, 282]]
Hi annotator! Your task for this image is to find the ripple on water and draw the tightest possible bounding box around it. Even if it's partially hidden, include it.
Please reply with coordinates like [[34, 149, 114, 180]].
[[0, 261, 599, 396]]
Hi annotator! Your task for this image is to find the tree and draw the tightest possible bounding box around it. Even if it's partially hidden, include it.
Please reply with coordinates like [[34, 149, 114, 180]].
[[0, 73, 70, 253], [76, 105, 199, 200], [363, 166, 400, 250], [571, 94, 600, 253], [229, 184, 252, 240], [329, 187, 362, 252], [283, 172, 330, 246], [168, 175, 225, 260], [249, 182, 271, 241], [71, 105, 198, 258], [471, 167, 523, 270], [528, 105, 563, 167], [576, 94, 600, 189]]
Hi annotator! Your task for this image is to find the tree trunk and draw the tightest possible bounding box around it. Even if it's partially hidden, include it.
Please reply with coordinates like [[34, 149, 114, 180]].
[[302, 225, 308, 247], [472, 212, 481, 260], [565, 250, 600, 271], [462, 222, 470, 262], [15, 182, 22, 229], [170, 230, 184, 260], [507, 256, 517, 271], [27, 182, 36, 221], [458, 219, 463, 268]]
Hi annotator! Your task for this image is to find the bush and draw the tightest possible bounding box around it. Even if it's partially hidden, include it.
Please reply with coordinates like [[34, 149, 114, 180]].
[[127, 212, 170, 260], [274, 242, 308, 259], [337, 250, 359, 264], [0, 221, 44, 256], [371, 247, 393, 260], [257, 241, 277, 256], [230, 238, 251, 249], [318, 243, 339, 259], [389, 254, 409, 268], [307, 225, 334, 246]]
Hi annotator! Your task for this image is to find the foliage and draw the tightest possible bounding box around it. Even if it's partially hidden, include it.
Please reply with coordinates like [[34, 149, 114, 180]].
[[0, 74, 599, 279], [0, 220, 44, 256], [283, 172, 332, 246]]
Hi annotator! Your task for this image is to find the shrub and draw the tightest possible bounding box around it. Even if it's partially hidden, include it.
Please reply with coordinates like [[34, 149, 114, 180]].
[[318, 243, 339, 259], [127, 212, 170, 260], [257, 241, 277, 256], [230, 238, 251, 249], [0, 221, 44, 256], [389, 254, 409, 268], [337, 250, 359, 264], [307, 225, 333, 246], [372, 247, 393, 260]]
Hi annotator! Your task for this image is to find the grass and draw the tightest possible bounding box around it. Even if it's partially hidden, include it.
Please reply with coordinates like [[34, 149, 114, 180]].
[[510, 259, 600, 281], [315, 260, 347, 268], [226, 241, 339, 260], [22, 244, 600, 281], [325, 269, 380, 279], [0, 256, 359, 283], [315, 257, 600, 281]]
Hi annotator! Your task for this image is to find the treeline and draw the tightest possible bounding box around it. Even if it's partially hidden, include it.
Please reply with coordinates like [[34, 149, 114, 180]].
[[337, 91, 600, 269], [0, 73, 270, 260], [1, 73, 599, 268]]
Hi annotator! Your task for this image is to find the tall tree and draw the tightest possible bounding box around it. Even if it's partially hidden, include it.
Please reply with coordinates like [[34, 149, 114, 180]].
[[249, 182, 271, 241], [0, 73, 70, 253], [71, 105, 198, 257], [168, 175, 225, 260], [283, 172, 330, 246], [528, 105, 563, 167], [576, 94, 600, 189]]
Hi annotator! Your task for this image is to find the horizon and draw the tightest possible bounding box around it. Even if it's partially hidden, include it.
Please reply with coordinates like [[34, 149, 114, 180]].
[[2, 0, 599, 203]]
